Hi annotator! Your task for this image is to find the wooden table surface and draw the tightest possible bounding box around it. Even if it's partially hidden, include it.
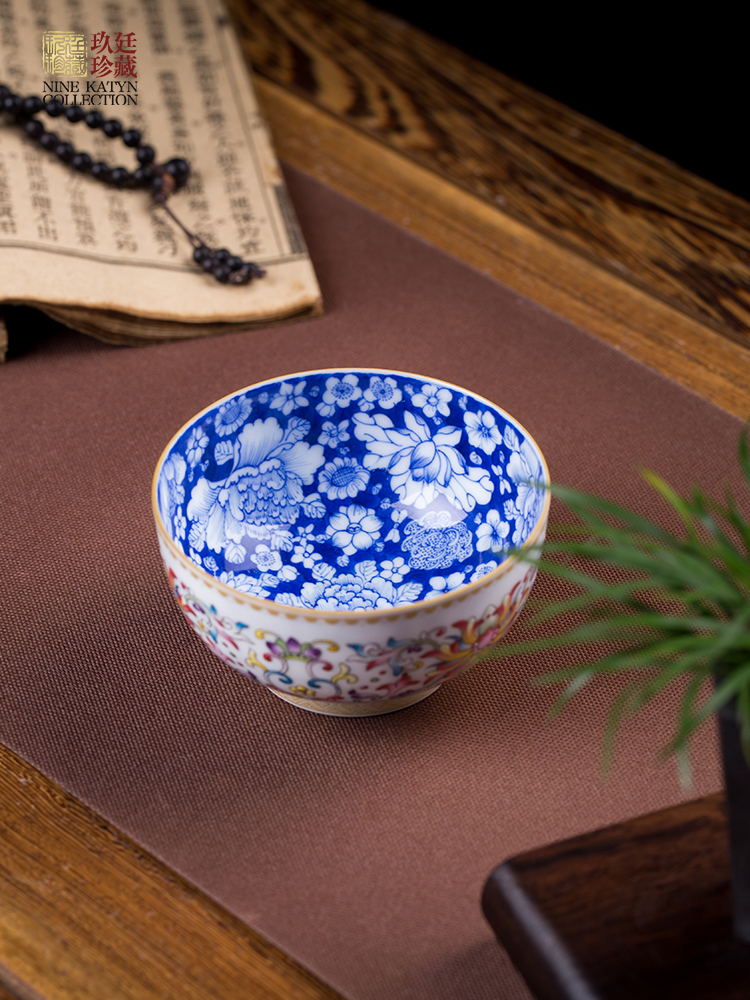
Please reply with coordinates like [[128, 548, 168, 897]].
[[2, 1, 750, 997]]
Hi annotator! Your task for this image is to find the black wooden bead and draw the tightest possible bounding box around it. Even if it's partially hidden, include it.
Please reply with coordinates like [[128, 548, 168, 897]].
[[91, 161, 111, 181], [133, 165, 154, 185], [0, 93, 263, 290], [72, 151, 92, 172], [164, 157, 190, 187], [102, 119, 123, 138], [110, 166, 130, 187], [24, 119, 44, 139], [2, 94, 22, 115], [23, 96, 44, 115]]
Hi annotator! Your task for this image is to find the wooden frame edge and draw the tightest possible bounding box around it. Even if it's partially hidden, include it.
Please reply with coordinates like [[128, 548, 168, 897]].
[[255, 76, 750, 421], [0, 743, 343, 1000]]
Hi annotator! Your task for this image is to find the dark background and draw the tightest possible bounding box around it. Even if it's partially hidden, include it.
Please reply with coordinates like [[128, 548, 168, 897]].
[[372, 4, 748, 203]]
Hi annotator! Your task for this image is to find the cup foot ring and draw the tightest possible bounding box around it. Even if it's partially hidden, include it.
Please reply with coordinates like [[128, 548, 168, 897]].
[[268, 686, 440, 716]]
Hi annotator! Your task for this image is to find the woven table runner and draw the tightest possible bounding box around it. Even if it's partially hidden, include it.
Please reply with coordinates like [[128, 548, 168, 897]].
[[0, 167, 736, 1000]]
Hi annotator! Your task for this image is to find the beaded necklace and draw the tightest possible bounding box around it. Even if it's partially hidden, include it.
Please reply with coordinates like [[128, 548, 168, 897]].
[[0, 84, 266, 286]]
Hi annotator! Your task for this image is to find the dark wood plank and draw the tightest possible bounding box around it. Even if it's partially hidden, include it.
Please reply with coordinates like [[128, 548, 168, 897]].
[[0, 962, 45, 1000], [253, 76, 750, 419], [232, 0, 750, 348], [0, 744, 343, 1000], [482, 793, 750, 1000], [0, 974, 26, 1000]]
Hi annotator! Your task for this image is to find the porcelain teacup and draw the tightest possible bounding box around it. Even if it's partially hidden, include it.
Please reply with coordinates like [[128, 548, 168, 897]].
[[153, 369, 550, 715]]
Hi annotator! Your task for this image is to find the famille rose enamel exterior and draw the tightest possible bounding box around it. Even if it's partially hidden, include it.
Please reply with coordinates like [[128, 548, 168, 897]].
[[152, 369, 550, 715]]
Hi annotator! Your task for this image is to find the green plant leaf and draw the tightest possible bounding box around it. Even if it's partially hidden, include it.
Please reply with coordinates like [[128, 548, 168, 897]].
[[641, 468, 699, 543], [498, 432, 750, 777]]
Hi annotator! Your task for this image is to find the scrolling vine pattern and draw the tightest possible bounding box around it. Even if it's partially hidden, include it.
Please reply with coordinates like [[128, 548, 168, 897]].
[[169, 565, 537, 701]]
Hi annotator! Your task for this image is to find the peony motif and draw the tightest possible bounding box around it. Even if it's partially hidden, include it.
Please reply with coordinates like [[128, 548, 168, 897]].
[[318, 457, 370, 500], [464, 409, 503, 456], [326, 504, 384, 556], [277, 561, 421, 610], [297, 576, 401, 610], [353, 410, 493, 513], [217, 570, 270, 598], [187, 416, 325, 554]]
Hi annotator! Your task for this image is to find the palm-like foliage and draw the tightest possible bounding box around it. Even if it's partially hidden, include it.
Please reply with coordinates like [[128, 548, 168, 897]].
[[497, 430, 750, 785]]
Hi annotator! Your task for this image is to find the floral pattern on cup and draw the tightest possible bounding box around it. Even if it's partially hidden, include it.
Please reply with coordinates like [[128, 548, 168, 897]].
[[169, 565, 537, 701], [157, 370, 546, 611]]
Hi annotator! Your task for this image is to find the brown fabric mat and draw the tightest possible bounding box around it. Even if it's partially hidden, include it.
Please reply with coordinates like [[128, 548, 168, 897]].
[[0, 167, 738, 999]]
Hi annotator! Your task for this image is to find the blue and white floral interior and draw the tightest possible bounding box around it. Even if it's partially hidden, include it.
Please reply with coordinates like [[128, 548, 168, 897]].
[[157, 370, 547, 612]]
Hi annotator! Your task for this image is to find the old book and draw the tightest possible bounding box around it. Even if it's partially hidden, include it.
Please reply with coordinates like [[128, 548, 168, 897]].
[[0, 0, 322, 361]]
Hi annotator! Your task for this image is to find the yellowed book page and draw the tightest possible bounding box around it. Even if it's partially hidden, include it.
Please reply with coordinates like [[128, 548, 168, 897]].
[[0, 0, 321, 324]]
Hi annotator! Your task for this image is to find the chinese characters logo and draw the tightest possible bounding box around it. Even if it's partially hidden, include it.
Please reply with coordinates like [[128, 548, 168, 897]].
[[42, 31, 137, 78], [90, 31, 138, 79], [42, 32, 87, 77]]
